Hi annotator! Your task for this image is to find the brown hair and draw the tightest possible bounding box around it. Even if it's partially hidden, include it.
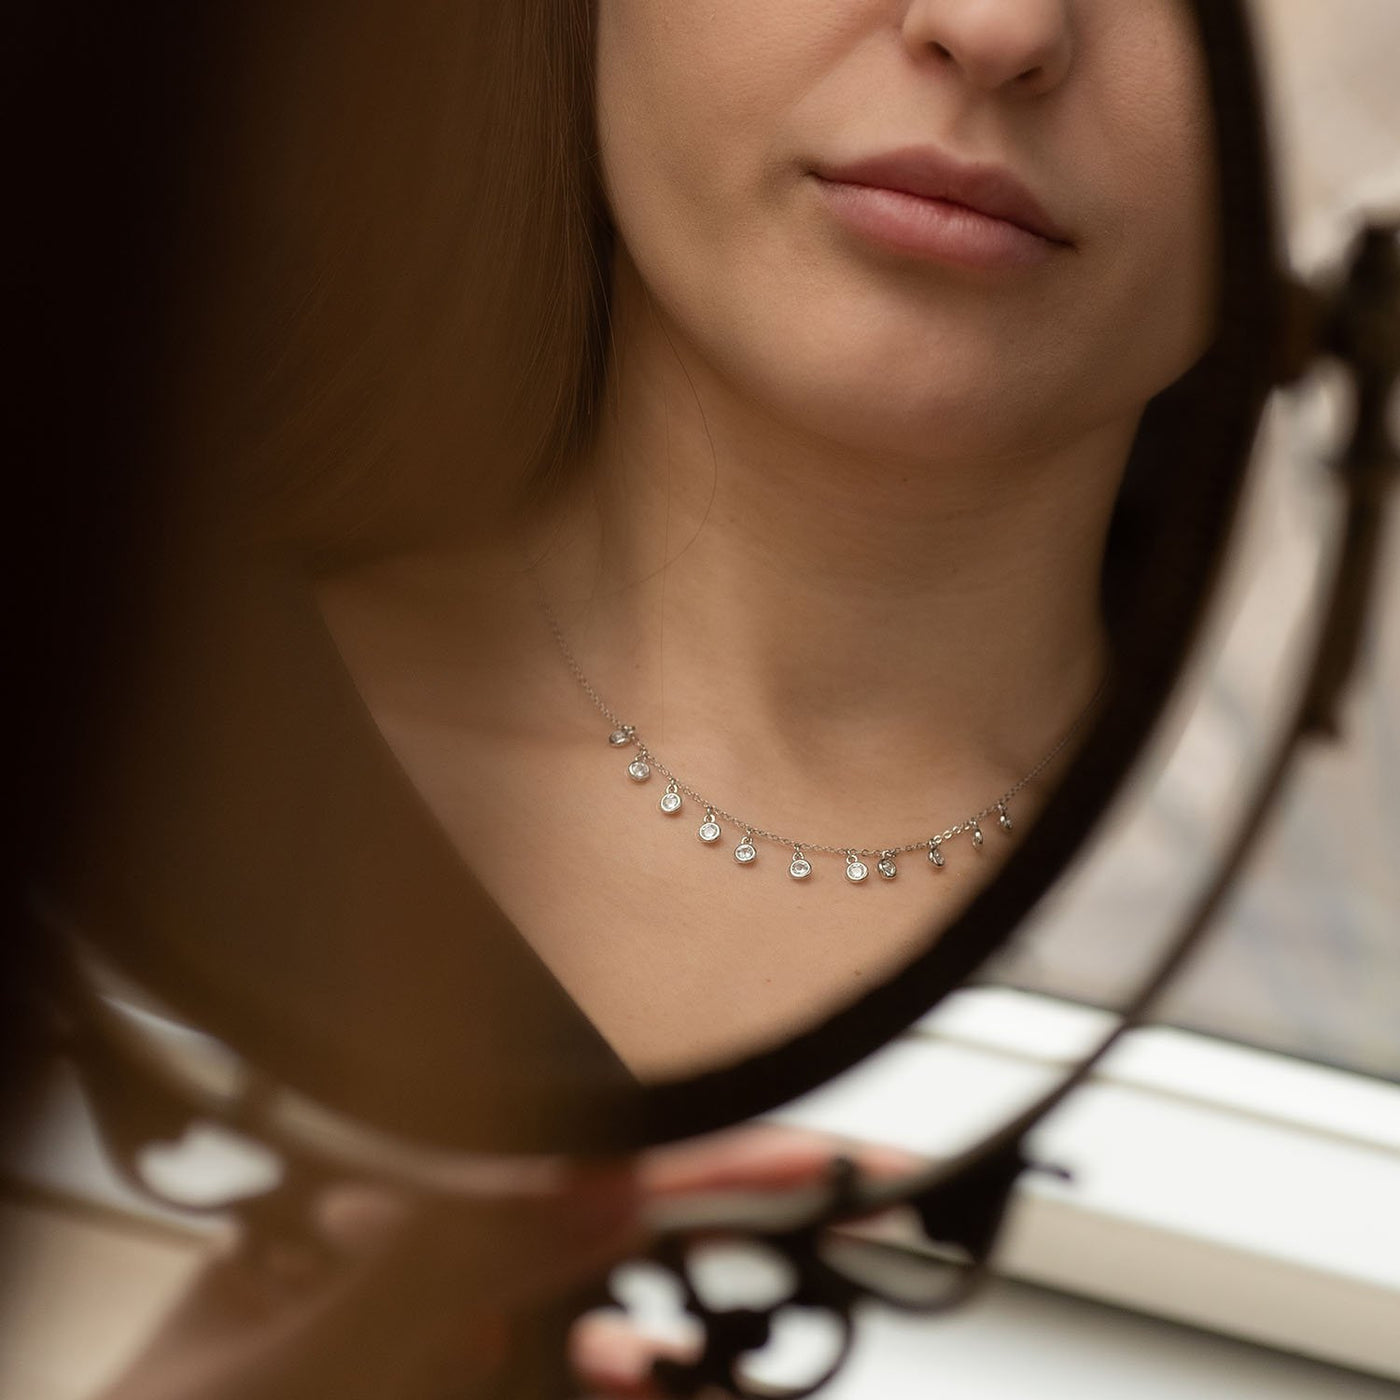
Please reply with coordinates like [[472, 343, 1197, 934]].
[[173, 0, 610, 556]]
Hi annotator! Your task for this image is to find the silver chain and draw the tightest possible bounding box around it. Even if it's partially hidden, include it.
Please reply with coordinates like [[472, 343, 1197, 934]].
[[543, 604, 1104, 863]]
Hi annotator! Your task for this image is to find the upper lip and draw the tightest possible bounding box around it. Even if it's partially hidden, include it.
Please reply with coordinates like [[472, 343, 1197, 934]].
[[812, 147, 1072, 246]]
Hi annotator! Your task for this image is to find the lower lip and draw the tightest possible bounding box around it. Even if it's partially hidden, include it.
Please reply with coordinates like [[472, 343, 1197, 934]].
[[814, 177, 1060, 271]]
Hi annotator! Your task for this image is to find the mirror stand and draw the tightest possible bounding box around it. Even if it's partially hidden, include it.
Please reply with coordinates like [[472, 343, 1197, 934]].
[[38, 222, 1398, 1400]]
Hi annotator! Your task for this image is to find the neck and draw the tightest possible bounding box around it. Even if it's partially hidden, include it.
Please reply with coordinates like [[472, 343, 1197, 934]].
[[528, 270, 1131, 832]]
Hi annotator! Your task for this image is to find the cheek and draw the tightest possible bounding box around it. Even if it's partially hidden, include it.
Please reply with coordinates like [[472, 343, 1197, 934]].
[[1087, 16, 1221, 378], [592, 2, 822, 418], [593, 2, 862, 330], [594, 4, 778, 251]]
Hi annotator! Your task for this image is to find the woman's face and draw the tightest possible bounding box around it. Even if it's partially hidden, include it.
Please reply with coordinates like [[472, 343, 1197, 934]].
[[594, 0, 1219, 461]]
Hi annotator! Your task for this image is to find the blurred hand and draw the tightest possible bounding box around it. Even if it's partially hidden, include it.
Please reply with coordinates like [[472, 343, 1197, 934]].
[[98, 1125, 918, 1400], [572, 1123, 920, 1398]]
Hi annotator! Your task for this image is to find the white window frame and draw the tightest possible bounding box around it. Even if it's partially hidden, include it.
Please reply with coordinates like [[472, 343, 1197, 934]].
[[768, 984, 1400, 1382]]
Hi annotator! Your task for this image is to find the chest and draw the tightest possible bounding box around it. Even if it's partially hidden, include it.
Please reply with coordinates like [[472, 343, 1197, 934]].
[[389, 721, 992, 1079]]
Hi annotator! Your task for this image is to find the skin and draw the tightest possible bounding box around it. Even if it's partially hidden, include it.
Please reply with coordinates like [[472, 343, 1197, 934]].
[[321, 0, 1220, 1079], [592, 0, 1216, 469]]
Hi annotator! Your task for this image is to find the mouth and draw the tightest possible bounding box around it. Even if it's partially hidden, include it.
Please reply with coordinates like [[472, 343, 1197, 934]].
[[810, 147, 1073, 269]]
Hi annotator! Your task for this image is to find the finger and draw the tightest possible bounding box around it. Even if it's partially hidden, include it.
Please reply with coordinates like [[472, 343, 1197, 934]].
[[640, 1123, 922, 1196], [570, 1309, 698, 1399]]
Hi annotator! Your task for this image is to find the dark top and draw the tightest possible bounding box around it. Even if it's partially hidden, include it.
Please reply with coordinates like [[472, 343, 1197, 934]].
[[54, 546, 637, 1157]]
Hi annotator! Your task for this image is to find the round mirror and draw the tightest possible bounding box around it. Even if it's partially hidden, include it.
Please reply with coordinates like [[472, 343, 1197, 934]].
[[17, 0, 1382, 1173]]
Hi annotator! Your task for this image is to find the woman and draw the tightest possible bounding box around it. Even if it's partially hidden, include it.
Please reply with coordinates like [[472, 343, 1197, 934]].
[[34, 1, 1233, 1396], [304, 0, 1220, 1079]]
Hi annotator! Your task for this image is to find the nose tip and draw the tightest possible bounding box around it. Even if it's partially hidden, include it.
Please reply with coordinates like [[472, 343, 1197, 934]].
[[903, 0, 1074, 98]]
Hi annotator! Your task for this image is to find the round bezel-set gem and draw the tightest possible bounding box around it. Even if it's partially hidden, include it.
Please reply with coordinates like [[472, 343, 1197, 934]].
[[845, 854, 869, 883], [877, 852, 898, 880], [928, 840, 946, 869], [734, 835, 758, 865], [627, 757, 651, 782], [698, 814, 722, 844], [789, 852, 812, 881], [608, 727, 634, 747], [659, 783, 683, 814]]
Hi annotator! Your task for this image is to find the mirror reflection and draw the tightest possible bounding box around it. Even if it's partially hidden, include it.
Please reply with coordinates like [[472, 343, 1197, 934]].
[[315, 0, 1216, 1082], [68, 0, 1231, 1093]]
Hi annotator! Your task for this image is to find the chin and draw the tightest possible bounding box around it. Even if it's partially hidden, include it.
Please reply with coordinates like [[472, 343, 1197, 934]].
[[768, 365, 1060, 464]]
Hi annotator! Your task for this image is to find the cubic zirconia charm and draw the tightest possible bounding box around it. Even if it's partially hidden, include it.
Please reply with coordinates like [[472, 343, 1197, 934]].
[[998, 803, 1013, 833], [970, 821, 984, 848], [877, 852, 898, 880], [627, 757, 651, 782], [659, 781, 683, 814], [698, 810, 722, 844], [928, 839, 945, 869], [608, 727, 634, 747], [789, 851, 812, 880], [845, 854, 869, 883], [735, 834, 758, 865]]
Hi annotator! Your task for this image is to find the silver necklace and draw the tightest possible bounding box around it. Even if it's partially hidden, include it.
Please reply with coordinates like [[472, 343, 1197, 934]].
[[544, 607, 1102, 885]]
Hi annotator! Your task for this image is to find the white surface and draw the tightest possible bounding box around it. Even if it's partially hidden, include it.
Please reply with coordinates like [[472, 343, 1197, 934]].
[[769, 987, 1400, 1379], [827, 1282, 1400, 1400], [609, 1264, 1400, 1400], [921, 987, 1400, 1152]]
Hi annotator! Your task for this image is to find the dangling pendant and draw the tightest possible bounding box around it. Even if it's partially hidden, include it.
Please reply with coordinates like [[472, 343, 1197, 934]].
[[734, 832, 758, 865], [928, 838, 946, 869], [877, 851, 898, 880], [970, 820, 984, 848], [997, 802, 1013, 833], [659, 780, 683, 815], [608, 726, 635, 748], [627, 755, 651, 782], [789, 848, 812, 881], [698, 808, 722, 844], [845, 852, 870, 883]]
